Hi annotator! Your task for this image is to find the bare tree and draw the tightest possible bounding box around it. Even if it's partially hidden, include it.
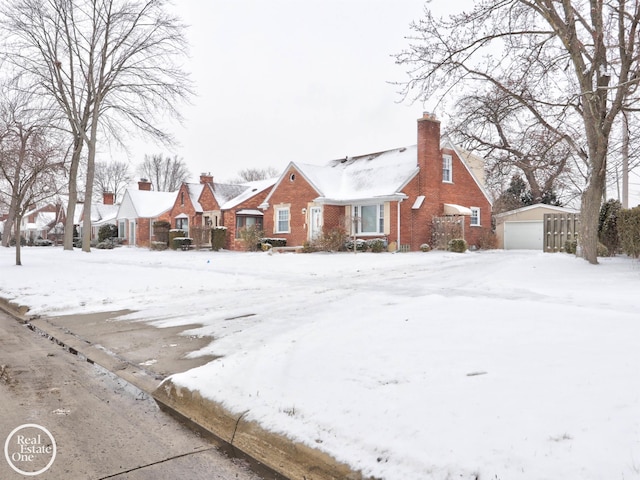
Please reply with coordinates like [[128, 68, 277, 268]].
[[1, 0, 192, 252], [137, 153, 190, 192], [94, 160, 132, 203], [0, 96, 65, 264], [448, 85, 578, 209], [230, 166, 280, 184], [396, 1, 640, 264]]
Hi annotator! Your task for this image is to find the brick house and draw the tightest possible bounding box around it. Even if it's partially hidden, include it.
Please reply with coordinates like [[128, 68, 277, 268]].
[[76, 192, 120, 241], [259, 113, 493, 251], [20, 202, 66, 243], [166, 174, 276, 250], [116, 179, 177, 247]]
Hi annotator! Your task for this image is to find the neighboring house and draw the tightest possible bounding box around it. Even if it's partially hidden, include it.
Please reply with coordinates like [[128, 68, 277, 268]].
[[116, 180, 177, 247], [76, 192, 120, 241], [259, 112, 493, 251], [494, 204, 579, 250], [167, 174, 275, 249], [21, 203, 66, 243]]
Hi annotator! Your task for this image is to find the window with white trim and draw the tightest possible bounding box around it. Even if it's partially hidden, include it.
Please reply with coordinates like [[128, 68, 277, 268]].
[[353, 204, 384, 234], [275, 207, 290, 233], [470, 207, 480, 226], [442, 154, 452, 183]]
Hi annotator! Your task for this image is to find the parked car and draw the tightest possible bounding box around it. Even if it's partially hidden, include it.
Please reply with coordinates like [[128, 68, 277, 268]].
[[33, 238, 53, 246]]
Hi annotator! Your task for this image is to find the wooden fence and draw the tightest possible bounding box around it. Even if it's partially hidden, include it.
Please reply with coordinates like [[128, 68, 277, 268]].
[[543, 213, 580, 252]]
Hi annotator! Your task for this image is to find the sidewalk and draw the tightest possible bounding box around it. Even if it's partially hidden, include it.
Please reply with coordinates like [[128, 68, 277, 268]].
[[0, 299, 364, 480]]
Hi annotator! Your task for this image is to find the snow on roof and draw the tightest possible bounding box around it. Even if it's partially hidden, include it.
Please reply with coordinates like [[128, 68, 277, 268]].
[[186, 183, 205, 212], [494, 203, 580, 218], [92, 204, 119, 223], [212, 183, 249, 206], [295, 145, 419, 201], [220, 177, 277, 210], [125, 189, 177, 218]]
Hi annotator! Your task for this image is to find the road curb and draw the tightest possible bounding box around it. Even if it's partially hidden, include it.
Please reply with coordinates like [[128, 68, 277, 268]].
[[0, 300, 369, 480]]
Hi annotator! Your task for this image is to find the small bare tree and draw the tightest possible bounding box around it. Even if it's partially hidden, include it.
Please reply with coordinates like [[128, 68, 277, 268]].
[[229, 166, 280, 184], [94, 160, 132, 203], [0, 99, 65, 265], [137, 153, 190, 192]]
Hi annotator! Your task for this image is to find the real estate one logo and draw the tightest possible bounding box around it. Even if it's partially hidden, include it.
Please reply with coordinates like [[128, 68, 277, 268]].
[[4, 424, 57, 476]]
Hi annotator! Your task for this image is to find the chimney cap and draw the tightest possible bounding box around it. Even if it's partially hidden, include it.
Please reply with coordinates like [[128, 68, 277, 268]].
[[422, 111, 437, 120]]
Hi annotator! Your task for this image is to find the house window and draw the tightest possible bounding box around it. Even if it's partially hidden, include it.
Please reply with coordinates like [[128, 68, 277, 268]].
[[118, 220, 125, 238], [235, 215, 263, 238], [442, 154, 452, 183], [180, 192, 185, 206], [275, 208, 290, 233], [176, 217, 188, 231], [353, 204, 384, 234], [470, 207, 480, 226]]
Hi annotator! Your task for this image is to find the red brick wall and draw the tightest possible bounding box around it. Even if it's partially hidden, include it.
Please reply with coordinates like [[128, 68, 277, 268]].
[[224, 186, 273, 251], [262, 167, 321, 247], [404, 114, 493, 250]]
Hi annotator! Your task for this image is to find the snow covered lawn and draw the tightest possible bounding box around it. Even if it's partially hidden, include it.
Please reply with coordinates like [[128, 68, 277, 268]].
[[2, 247, 640, 479]]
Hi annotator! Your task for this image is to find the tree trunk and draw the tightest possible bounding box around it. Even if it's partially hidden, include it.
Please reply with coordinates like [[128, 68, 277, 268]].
[[579, 143, 608, 264], [64, 137, 83, 250], [14, 214, 22, 266], [2, 207, 16, 248]]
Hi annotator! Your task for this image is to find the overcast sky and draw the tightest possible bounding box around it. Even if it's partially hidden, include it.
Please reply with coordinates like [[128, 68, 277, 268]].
[[113, 0, 638, 206], [117, 0, 458, 183]]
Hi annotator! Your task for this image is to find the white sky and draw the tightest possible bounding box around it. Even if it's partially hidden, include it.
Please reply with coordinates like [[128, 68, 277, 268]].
[[118, 0, 457, 183], [113, 0, 639, 206]]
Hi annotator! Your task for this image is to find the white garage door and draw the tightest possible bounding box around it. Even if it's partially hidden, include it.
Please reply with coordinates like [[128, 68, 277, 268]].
[[504, 221, 543, 250]]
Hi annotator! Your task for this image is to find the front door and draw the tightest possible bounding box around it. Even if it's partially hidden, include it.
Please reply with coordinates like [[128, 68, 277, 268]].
[[309, 207, 322, 241]]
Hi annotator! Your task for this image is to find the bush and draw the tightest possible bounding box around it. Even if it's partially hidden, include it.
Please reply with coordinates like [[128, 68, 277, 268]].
[[598, 199, 621, 256], [153, 221, 171, 246], [345, 239, 367, 251], [564, 239, 578, 254], [238, 225, 263, 252], [420, 243, 431, 252], [211, 227, 227, 251], [447, 238, 468, 253], [98, 224, 118, 242], [150, 241, 168, 251], [619, 206, 640, 258], [96, 241, 114, 249], [169, 229, 187, 250], [262, 237, 287, 248], [367, 238, 387, 253], [597, 242, 609, 257], [315, 227, 348, 252], [477, 230, 498, 250], [172, 237, 192, 250], [302, 241, 318, 253]]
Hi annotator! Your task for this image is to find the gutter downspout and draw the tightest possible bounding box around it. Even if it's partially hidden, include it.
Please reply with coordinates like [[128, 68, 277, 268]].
[[396, 199, 402, 252]]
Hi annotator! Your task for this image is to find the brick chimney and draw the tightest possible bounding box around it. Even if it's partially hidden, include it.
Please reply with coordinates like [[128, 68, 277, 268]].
[[200, 173, 214, 185], [103, 192, 115, 205], [138, 178, 152, 191], [417, 111, 442, 190]]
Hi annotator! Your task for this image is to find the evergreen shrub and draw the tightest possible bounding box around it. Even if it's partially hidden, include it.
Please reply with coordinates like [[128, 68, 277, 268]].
[[619, 206, 640, 258], [211, 227, 227, 251], [448, 238, 468, 253]]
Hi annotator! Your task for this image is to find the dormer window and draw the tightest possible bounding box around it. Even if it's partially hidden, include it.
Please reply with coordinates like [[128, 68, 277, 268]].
[[180, 191, 185, 206], [442, 154, 452, 183]]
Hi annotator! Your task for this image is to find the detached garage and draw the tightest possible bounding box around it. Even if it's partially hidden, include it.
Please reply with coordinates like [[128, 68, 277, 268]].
[[494, 204, 579, 250]]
